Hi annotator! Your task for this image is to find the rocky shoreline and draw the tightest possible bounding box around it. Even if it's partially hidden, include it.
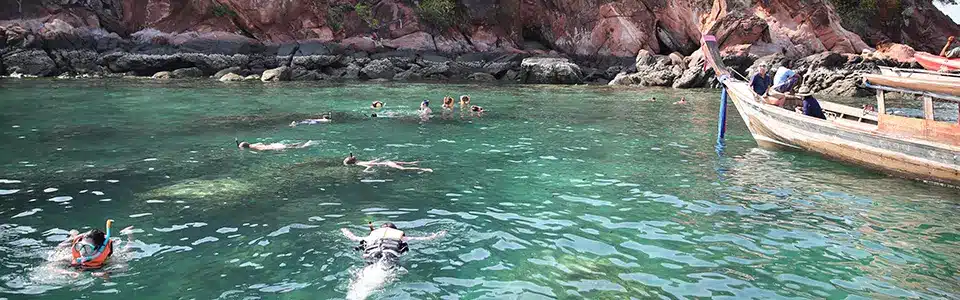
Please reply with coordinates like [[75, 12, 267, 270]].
[[0, 20, 926, 96]]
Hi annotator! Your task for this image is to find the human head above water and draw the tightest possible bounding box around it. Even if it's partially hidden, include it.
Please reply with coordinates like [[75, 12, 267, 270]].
[[343, 153, 357, 165], [371, 101, 384, 109], [381, 222, 397, 229], [88, 228, 106, 246], [238, 141, 251, 149], [421, 99, 429, 107], [460, 95, 470, 103]]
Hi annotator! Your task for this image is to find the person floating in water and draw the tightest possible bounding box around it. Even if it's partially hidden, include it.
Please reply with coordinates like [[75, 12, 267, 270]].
[[418, 99, 432, 122], [340, 222, 446, 265], [459, 95, 471, 109], [648, 97, 657, 102], [290, 114, 331, 127], [442, 97, 455, 110], [55, 219, 135, 277], [343, 153, 433, 173], [371, 101, 385, 110], [470, 105, 485, 117], [237, 138, 315, 151], [673, 97, 687, 105]]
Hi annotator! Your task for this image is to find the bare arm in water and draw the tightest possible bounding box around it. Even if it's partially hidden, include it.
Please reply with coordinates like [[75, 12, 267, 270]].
[[340, 228, 364, 242], [403, 230, 447, 242]]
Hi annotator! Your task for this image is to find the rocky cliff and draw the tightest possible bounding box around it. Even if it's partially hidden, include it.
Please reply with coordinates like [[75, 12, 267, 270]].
[[0, 0, 957, 86]]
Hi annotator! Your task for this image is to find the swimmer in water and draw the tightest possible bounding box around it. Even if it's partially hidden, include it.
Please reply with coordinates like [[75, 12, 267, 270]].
[[290, 114, 332, 127], [418, 99, 432, 121], [343, 153, 433, 173], [341, 222, 445, 299], [459, 95, 470, 108], [237, 138, 315, 151], [341, 222, 446, 265], [442, 96, 455, 110], [470, 105, 485, 117], [371, 101, 385, 109], [648, 97, 657, 102], [673, 97, 687, 105], [55, 219, 135, 277]]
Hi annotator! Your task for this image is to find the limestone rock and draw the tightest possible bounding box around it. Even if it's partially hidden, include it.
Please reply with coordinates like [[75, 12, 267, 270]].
[[3, 50, 57, 77], [152, 71, 172, 79], [261, 66, 291, 82], [172, 67, 203, 78], [467, 72, 496, 82], [520, 57, 582, 84], [219, 73, 244, 82], [361, 59, 396, 79], [215, 67, 243, 79]]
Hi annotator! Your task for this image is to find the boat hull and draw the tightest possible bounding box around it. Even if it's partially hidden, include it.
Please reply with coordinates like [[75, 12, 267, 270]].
[[915, 52, 960, 72], [723, 82, 960, 186]]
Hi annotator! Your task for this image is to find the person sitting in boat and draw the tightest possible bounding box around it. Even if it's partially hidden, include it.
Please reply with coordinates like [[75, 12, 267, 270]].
[[772, 65, 800, 94], [340, 222, 446, 265], [793, 86, 826, 120], [237, 139, 315, 151], [289, 114, 331, 127], [343, 153, 433, 173], [750, 64, 772, 96], [57, 219, 133, 270]]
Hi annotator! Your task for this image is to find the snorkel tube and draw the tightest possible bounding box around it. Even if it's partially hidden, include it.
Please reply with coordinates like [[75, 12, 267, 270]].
[[105, 219, 114, 241]]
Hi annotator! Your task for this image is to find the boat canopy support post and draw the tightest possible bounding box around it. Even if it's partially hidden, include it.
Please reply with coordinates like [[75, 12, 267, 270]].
[[717, 87, 729, 142], [923, 96, 935, 120], [876, 90, 885, 115]]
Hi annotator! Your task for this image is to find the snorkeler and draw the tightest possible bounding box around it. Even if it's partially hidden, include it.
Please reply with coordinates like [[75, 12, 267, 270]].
[[236, 138, 315, 151], [442, 96, 455, 110], [470, 105, 485, 116], [418, 99, 432, 121], [340, 222, 445, 265], [343, 153, 433, 173], [290, 114, 332, 127], [56, 219, 134, 271]]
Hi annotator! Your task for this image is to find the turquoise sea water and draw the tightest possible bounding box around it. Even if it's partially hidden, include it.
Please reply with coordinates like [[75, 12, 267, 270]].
[[0, 79, 958, 299]]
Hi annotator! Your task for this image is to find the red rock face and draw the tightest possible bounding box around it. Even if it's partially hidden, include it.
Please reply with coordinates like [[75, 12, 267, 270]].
[[4, 0, 958, 58]]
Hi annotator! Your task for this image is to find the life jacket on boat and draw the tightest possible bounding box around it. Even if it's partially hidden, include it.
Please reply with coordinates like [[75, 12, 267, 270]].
[[69, 235, 113, 269], [356, 228, 408, 262]]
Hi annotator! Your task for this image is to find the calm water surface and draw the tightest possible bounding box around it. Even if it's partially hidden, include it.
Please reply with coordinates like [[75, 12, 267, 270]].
[[0, 79, 958, 299]]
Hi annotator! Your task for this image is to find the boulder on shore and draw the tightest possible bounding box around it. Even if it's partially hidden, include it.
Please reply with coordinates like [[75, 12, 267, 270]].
[[219, 73, 244, 82], [172, 67, 204, 78], [361, 59, 396, 79], [468, 72, 497, 82], [520, 57, 582, 84], [3, 50, 57, 77], [152, 71, 172, 79], [261, 66, 291, 82], [214, 67, 243, 79]]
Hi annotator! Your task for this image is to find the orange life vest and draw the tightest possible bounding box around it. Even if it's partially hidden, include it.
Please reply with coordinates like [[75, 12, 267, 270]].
[[70, 236, 113, 269]]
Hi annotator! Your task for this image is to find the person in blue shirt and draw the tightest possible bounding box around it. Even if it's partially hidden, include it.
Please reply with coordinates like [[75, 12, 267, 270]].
[[749, 64, 771, 96], [772, 66, 800, 93], [794, 86, 826, 119]]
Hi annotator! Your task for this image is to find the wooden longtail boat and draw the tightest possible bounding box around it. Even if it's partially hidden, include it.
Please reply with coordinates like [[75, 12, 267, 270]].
[[915, 52, 960, 72], [878, 67, 960, 84], [702, 35, 960, 186]]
